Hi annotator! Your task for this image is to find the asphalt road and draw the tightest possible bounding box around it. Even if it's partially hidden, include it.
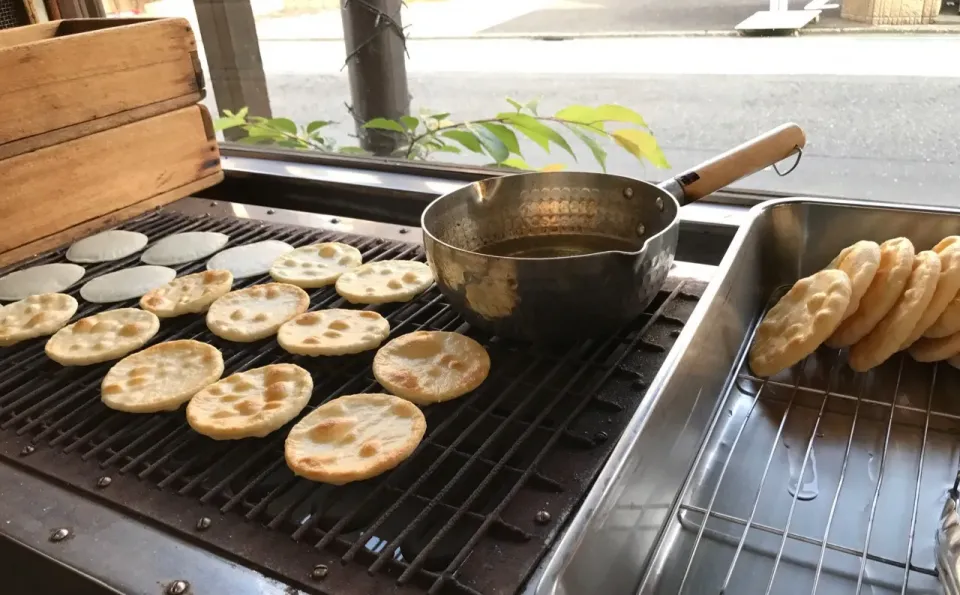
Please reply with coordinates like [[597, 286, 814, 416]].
[[242, 35, 960, 206]]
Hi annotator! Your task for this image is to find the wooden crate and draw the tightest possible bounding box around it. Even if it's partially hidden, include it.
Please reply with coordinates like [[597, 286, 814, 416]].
[[0, 105, 223, 266], [0, 17, 204, 161]]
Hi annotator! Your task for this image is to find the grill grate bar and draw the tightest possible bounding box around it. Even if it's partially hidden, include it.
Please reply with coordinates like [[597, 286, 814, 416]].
[[117, 422, 187, 473], [98, 416, 178, 467], [136, 430, 196, 479], [423, 283, 689, 593], [81, 414, 154, 459]]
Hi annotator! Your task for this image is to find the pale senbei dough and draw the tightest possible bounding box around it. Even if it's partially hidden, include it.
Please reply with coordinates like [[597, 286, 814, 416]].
[[140, 270, 233, 318], [45, 308, 160, 366], [335, 260, 433, 304], [206, 240, 294, 279], [80, 266, 177, 303], [269, 242, 363, 288], [101, 340, 224, 413], [186, 364, 313, 439], [206, 283, 309, 342], [0, 293, 78, 347], [141, 231, 229, 266], [0, 263, 85, 301], [278, 309, 390, 356], [285, 393, 426, 485], [66, 230, 148, 263]]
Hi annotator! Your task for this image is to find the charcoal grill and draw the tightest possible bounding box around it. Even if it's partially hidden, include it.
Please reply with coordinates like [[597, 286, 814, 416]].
[[0, 197, 708, 595]]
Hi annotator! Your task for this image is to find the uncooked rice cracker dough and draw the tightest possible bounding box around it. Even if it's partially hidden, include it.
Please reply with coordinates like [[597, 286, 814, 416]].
[[141, 231, 229, 266], [66, 230, 148, 263], [902, 237, 960, 348], [373, 331, 491, 404], [748, 269, 851, 378], [825, 240, 881, 320], [186, 363, 313, 440], [140, 270, 233, 318], [826, 237, 915, 349], [101, 340, 224, 413], [206, 240, 294, 280], [0, 263, 85, 301], [285, 393, 426, 485], [849, 250, 940, 372], [270, 243, 363, 288], [206, 283, 309, 342], [80, 266, 177, 304], [0, 293, 78, 347], [279, 309, 390, 356], [336, 260, 433, 304], [45, 308, 160, 366]]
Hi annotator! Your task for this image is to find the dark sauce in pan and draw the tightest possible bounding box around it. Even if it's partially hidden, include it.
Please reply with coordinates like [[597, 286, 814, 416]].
[[477, 234, 641, 258]]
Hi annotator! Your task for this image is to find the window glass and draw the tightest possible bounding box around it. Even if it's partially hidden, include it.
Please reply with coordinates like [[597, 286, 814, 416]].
[[100, 0, 960, 204]]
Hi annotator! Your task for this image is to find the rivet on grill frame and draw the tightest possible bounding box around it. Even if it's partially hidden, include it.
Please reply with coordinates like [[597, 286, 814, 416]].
[[534, 510, 551, 525], [594, 431, 609, 444], [636, 223, 645, 236], [20, 445, 35, 456], [209, 201, 217, 207], [165, 580, 189, 595], [96, 476, 112, 488], [656, 196, 664, 211], [267, 209, 276, 215], [49, 528, 71, 542], [310, 564, 329, 580], [399, 228, 409, 234], [196, 517, 212, 531], [330, 218, 340, 224], [623, 187, 634, 199], [670, 329, 682, 338]]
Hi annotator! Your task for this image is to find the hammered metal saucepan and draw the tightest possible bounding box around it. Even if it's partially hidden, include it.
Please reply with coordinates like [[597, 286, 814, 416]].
[[421, 123, 806, 344]]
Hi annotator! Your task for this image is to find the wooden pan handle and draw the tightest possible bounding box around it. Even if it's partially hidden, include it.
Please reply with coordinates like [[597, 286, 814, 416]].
[[672, 123, 806, 205]]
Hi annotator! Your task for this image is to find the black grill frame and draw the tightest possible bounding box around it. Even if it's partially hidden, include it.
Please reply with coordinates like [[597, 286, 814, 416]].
[[0, 208, 701, 595]]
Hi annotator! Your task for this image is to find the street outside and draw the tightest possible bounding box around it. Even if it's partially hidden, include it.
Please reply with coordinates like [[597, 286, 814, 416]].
[[144, 0, 960, 206]]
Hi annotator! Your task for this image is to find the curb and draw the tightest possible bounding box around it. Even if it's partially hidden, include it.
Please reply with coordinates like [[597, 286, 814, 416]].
[[256, 22, 960, 42]]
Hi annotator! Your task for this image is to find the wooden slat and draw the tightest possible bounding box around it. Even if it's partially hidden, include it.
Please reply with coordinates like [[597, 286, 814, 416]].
[[0, 105, 221, 256], [0, 18, 202, 149], [0, 174, 223, 268]]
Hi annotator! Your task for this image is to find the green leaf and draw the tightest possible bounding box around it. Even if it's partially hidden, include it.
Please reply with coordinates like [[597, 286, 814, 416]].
[[525, 98, 540, 115], [237, 106, 249, 119], [277, 139, 306, 149], [500, 156, 532, 170], [363, 118, 405, 133], [541, 163, 567, 172], [469, 124, 509, 163], [568, 125, 608, 172], [246, 124, 285, 139], [212, 116, 245, 132], [506, 97, 523, 112], [480, 123, 520, 155], [498, 113, 576, 160], [595, 104, 649, 129], [611, 129, 670, 169], [338, 146, 369, 155], [236, 136, 275, 145], [267, 118, 297, 135], [441, 130, 484, 154], [400, 115, 420, 131], [433, 145, 461, 154], [306, 120, 333, 133], [428, 112, 450, 121], [554, 105, 603, 131]]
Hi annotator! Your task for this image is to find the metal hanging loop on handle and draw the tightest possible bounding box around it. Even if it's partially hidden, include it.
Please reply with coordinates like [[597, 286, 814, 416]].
[[772, 145, 803, 177]]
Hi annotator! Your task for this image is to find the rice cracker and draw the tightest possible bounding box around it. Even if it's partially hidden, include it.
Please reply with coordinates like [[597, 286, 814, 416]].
[[206, 283, 309, 342], [101, 340, 224, 413], [0, 293, 78, 347], [285, 393, 426, 485], [45, 308, 159, 366], [186, 363, 313, 439], [825, 240, 881, 320], [336, 260, 433, 304], [902, 237, 960, 348], [140, 270, 233, 318], [849, 250, 940, 372], [278, 309, 390, 356], [826, 237, 915, 348], [748, 269, 851, 378], [270, 243, 362, 288], [373, 331, 490, 404]]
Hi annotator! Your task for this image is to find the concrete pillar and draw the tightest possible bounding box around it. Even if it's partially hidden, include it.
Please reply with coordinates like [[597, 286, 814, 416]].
[[841, 0, 939, 24]]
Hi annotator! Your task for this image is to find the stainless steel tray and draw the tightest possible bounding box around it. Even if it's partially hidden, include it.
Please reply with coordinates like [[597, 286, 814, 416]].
[[530, 197, 960, 595]]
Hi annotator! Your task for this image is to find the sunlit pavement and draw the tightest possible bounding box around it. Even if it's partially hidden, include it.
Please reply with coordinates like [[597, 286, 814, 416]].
[[252, 34, 960, 206]]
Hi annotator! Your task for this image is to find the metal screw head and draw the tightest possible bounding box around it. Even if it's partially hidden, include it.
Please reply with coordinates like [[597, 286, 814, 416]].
[[310, 564, 329, 580], [49, 528, 71, 542], [330, 218, 340, 224], [196, 517, 212, 531], [20, 444, 35, 456], [398, 228, 409, 234], [96, 476, 112, 488], [165, 580, 189, 595], [534, 510, 551, 525], [209, 201, 217, 207], [656, 196, 664, 211], [623, 187, 634, 199], [266, 209, 276, 215], [594, 431, 609, 444], [636, 223, 645, 237]]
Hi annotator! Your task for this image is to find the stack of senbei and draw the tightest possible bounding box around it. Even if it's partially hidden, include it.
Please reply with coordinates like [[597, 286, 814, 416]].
[[749, 236, 960, 377]]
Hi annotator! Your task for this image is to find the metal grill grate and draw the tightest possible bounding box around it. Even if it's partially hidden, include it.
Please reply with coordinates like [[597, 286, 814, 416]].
[[665, 292, 960, 595], [0, 0, 29, 29], [0, 208, 701, 595]]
